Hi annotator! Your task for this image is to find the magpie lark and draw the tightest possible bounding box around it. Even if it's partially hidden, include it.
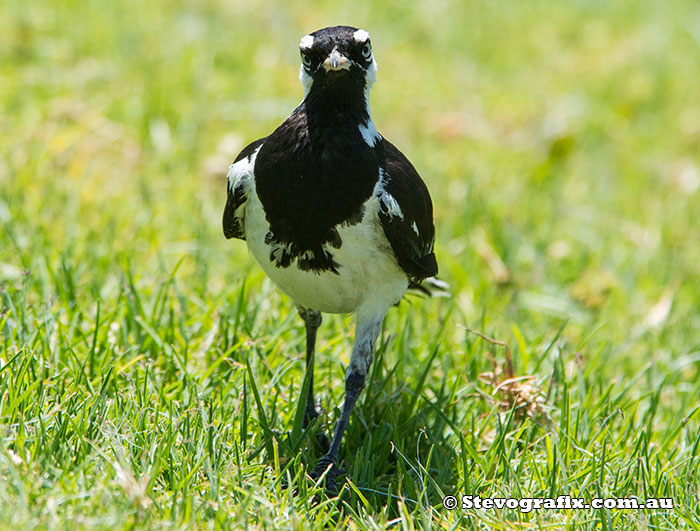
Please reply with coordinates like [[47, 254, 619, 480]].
[[223, 25, 438, 492]]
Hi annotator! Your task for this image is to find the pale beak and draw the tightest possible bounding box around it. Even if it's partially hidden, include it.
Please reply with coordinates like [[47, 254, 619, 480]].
[[323, 49, 350, 71]]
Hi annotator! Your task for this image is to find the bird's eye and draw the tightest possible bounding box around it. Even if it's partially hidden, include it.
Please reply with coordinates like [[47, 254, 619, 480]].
[[301, 52, 313, 67], [361, 43, 372, 59]]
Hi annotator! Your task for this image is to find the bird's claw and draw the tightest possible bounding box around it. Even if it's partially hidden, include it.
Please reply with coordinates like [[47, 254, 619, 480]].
[[310, 455, 342, 494]]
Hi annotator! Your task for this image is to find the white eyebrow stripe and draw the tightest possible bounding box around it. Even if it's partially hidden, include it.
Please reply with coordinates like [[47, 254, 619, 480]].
[[300, 34, 314, 49], [353, 29, 370, 43]]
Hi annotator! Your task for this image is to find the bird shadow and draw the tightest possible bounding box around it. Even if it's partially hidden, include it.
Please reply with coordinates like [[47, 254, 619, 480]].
[[243, 306, 462, 514]]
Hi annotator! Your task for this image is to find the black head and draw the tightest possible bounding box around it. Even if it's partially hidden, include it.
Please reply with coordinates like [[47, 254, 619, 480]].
[[298, 26, 377, 95]]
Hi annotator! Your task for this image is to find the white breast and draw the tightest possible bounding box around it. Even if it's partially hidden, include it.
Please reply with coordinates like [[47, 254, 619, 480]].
[[244, 181, 409, 315]]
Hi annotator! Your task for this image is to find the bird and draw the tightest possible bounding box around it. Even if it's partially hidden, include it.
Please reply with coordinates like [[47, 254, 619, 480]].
[[223, 25, 438, 493]]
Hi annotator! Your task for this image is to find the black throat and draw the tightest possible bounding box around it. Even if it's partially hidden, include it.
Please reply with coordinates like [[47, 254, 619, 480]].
[[254, 78, 381, 273]]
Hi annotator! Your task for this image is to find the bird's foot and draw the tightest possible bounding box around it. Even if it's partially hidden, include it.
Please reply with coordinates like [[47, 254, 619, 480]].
[[310, 455, 344, 494]]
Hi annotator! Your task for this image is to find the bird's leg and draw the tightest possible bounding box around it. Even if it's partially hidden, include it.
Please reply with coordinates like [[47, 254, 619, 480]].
[[298, 307, 322, 426], [310, 314, 382, 493]]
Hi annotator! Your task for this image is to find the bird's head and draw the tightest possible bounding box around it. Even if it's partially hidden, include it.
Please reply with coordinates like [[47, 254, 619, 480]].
[[298, 26, 378, 97]]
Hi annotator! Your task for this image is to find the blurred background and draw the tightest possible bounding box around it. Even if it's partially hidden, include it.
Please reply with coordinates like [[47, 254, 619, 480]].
[[1, 0, 700, 525], [3, 0, 698, 359]]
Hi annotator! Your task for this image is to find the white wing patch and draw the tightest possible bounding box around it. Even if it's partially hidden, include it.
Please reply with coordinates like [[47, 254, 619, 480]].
[[227, 162, 248, 190], [373, 171, 404, 220], [378, 190, 404, 220], [226, 147, 260, 220], [227, 150, 256, 193]]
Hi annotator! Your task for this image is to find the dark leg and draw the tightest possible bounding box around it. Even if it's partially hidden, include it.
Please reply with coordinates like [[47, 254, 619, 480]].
[[297, 306, 322, 426], [310, 315, 382, 493]]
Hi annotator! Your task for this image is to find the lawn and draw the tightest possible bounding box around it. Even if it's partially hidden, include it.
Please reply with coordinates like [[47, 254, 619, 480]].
[[1, 0, 699, 528]]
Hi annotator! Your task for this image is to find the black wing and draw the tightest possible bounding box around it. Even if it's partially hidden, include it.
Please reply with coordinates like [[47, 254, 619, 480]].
[[223, 137, 267, 240], [377, 139, 438, 281]]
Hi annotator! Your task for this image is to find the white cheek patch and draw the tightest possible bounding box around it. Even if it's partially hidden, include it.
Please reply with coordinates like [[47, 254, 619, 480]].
[[299, 64, 313, 96], [353, 29, 370, 43], [299, 34, 314, 49], [365, 57, 378, 88]]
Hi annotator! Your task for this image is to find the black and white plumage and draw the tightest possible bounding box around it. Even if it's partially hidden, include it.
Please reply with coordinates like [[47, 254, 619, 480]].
[[223, 25, 438, 492]]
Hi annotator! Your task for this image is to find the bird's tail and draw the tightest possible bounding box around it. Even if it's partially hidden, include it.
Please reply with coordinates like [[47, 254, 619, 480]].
[[407, 277, 450, 298]]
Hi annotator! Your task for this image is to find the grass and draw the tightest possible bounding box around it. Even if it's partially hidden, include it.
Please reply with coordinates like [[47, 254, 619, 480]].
[[1, 0, 700, 528]]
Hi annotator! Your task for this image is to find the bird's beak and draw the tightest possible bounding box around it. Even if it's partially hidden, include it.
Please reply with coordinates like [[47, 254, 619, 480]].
[[323, 49, 350, 72]]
